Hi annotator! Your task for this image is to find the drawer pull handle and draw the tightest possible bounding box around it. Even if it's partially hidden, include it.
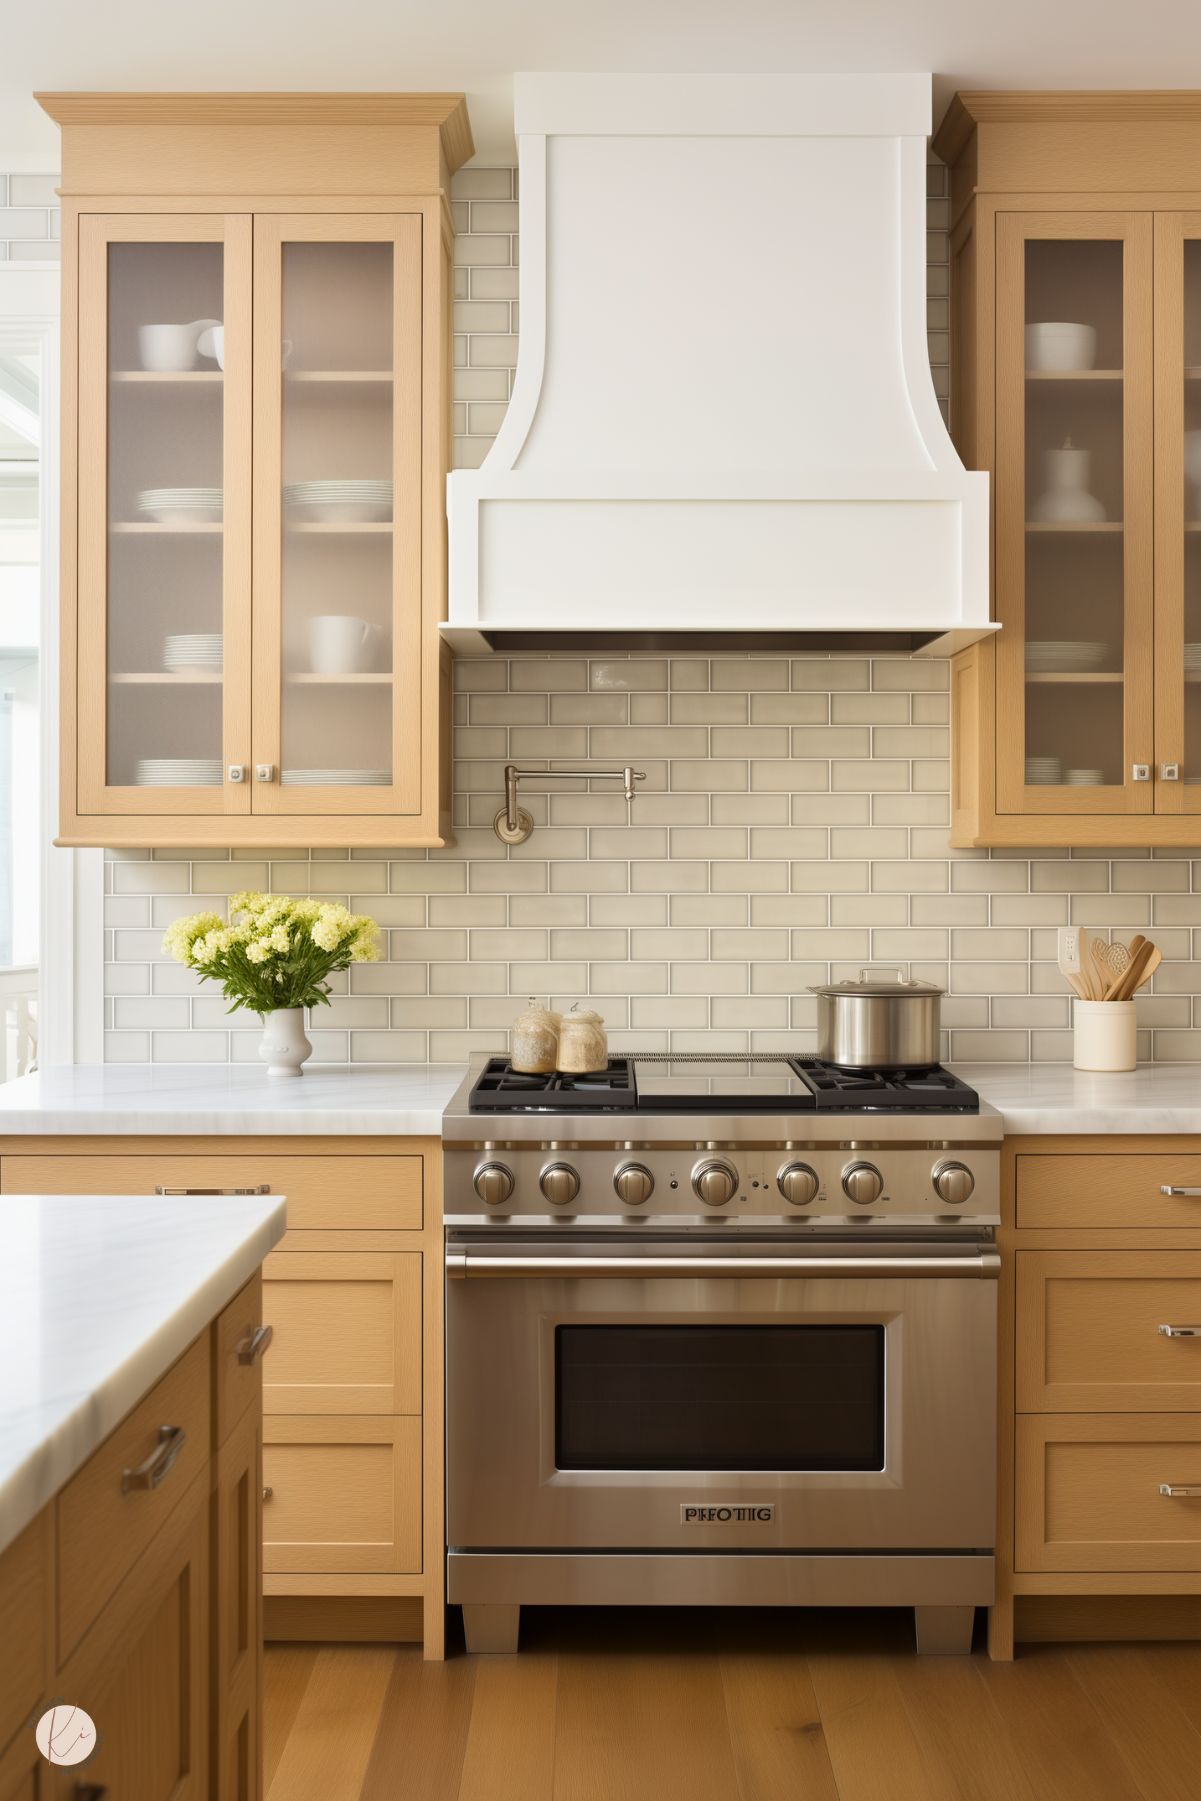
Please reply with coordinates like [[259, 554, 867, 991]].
[[1159, 1484, 1201, 1498], [263, 1485, 274, 1501], [237, 1323, 274, 1365], [122, 1424, 187, 1494], [1159, 1324, 1201, 1338], [155, 1184, 271, 1196], [1159, 1185, 1201, 1197]]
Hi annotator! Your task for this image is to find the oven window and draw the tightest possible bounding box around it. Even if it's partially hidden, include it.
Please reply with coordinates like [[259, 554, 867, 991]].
[[555, 1325, 885, 1472]]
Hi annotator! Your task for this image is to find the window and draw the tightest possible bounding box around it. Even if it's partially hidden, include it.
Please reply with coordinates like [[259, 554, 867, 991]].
[[0, 342, 40, 1077]]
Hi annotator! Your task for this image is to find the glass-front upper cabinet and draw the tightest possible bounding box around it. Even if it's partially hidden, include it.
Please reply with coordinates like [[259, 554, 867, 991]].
[[1154, 214, 1201, 813], [251, 217, 423, 817], [77, 216, 252, 815], [995, 213, 1155, 816]]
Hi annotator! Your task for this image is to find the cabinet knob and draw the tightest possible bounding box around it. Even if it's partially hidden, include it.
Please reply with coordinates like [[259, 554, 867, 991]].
[[1132, 764, 1151, 782], [1160, 763, 1181, 781], [227, 765, 246, 784], [263, 1485, 274, 1501], [236, 1323, 274, 1365], [255, 763, 276, 783]]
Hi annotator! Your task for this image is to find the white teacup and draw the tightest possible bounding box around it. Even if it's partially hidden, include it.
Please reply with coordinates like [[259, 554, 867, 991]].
[[138, 318, 220, 373], [308, 615, 376, 676]]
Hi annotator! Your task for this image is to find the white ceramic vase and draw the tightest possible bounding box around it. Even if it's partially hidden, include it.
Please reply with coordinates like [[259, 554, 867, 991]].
[[258, 1007, 312, 1078], [1030, 445, 1106, 524]]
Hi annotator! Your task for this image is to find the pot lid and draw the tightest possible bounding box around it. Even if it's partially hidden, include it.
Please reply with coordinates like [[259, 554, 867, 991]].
[[809, 967, 945, 1000]]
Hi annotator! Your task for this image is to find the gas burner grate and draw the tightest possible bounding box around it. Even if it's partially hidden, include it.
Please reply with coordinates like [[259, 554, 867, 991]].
[[469, 1056, 637, 1112]]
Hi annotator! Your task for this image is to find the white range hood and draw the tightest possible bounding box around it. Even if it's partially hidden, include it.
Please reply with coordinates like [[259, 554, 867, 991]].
[[445, 74, 993, 655]]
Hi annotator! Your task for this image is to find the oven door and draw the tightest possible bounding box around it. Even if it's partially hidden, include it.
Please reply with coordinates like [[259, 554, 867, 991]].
[[446, 1236, 998, 1553]]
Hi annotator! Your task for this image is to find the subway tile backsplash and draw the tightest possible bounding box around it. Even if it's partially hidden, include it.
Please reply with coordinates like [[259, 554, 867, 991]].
[[100, 159, 1201, 1065]]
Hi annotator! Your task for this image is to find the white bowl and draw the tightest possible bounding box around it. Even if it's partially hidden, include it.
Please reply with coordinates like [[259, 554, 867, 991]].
[[1025, 322, 1098, 373]]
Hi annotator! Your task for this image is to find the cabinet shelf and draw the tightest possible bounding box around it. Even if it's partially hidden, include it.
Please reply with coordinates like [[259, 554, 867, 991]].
[[110, 370, 222, 384], [285, 672, 393, 685], [110, 672, 223, 684], [110, 521, 223, 535], [1025, 671, 1123, 684], [1025, 522, 1123, 533], [284, 371, 393, 383], [285, 521, 392, 534], [1025, 368, 1123, 381]]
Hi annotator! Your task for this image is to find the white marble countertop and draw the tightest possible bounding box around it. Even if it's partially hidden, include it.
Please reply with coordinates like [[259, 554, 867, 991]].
[[0, 1064, 467, 1136], [0, 1191, 286, 1556], [953, 1062, 1201, 1135], [0, 1060, 1197, 1139]]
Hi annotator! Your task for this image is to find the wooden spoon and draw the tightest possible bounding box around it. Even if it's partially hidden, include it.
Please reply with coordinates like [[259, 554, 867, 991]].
[[1128, 944, 1162, 996], [1106, 939, 1155, 1001]]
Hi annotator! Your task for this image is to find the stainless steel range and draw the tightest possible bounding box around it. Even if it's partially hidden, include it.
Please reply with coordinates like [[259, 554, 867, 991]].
[[443, 1053, 1000, 1656]]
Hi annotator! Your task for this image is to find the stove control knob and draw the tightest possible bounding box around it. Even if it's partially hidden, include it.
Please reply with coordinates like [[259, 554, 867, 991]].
[[692, 1158, 739, 1208], [932, 1159, 975, 1205], [474, 1162, 515, 1207], [778, 1162, 820, 1207], [842, 1161, 884, 1206], [540, 1162, 581, 1206], [615, 1163, 655, 1207]]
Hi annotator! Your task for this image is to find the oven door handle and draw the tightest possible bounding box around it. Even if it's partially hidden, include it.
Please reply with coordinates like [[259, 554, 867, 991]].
[[446, 1249, 1001, 1281]]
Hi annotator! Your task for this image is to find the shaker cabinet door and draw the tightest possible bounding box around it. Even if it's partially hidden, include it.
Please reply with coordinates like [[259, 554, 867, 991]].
[[75, 213, 253, 817], [1153, 210, 1201, 811], [994, 211, 1155, 818], [250, 214, 424, 817]]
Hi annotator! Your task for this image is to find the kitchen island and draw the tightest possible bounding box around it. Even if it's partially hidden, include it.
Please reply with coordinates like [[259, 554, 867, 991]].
[[0, 1191, 284, 1799]]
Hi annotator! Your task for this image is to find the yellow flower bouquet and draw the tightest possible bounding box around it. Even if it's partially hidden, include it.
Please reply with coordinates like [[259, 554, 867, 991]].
[[163, 893, 381, 1075]]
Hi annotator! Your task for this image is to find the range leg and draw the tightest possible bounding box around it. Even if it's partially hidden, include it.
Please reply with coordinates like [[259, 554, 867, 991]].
[[462, 1602, 521, 1654], [914, 1604, 976, 1655]]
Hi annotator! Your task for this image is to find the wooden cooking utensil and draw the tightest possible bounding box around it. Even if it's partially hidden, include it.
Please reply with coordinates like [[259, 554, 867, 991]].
[[1106, 939, 1155, 1001], [1128, 944, 1162, 995], [1098, 940, 1129, 983]]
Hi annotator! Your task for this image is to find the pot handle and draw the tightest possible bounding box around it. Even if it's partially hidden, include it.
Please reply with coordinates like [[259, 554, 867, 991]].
[[858, 965, 912, 985]]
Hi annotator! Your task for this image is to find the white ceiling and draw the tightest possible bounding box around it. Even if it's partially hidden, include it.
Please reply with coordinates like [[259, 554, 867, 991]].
[[2, 0, 1199, 162]]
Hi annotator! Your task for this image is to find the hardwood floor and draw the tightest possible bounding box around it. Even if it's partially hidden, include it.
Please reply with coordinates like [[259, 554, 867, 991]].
[[264, 1607, 1201, 1801]]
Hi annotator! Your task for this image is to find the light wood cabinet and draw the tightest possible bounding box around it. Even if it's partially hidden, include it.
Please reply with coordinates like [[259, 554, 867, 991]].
[[262, 1416, 421, 1575], [40, 92, 472, 849], [936, 94, 1201, 845], [1, 1132, 447, 1660], [0, 1271, 268, 1801], [993, 1134, 1201, 1660], [261, 1250, 421, 1414]]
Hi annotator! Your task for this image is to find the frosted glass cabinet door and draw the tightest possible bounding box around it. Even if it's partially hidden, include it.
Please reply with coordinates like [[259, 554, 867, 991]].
[[251, 216, 423, 816], [1154, 213, 1201, 813], [76, 215, 252, 814], [995, 212, 1154, 816]]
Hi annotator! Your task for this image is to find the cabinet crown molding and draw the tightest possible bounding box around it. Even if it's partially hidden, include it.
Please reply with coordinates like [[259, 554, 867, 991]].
[[934, 89, 1201, 165], [35, 90, 475, 173]]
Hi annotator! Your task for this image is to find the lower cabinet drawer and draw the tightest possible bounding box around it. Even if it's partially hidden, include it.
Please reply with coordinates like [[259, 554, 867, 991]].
[[1016, 1251, 1201, 1412], [0, 1152, 423, 1231], [56, 1332, 211, 1665], [261, 1251, 421, 1415], [1016, 1414, 1201, 1573], [262, 1416, 421, 1575], [1015, 1154, 1201, 1229], [0, 1510, 48, 1760]]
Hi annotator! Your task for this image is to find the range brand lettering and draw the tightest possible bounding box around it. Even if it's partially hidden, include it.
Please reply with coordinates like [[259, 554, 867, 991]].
[[680, 1504, 775, 1524]]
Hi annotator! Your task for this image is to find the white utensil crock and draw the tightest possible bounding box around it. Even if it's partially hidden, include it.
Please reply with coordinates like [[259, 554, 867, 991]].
[[258, 1007, 312, 1078], [1073, 999, 1136, 1072]]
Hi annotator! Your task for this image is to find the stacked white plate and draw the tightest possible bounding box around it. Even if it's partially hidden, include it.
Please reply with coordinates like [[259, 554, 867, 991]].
[[281, 768, 390, 786], [283, 479, 392, 524], [1026, 641, 1109, 673], [1185, 642, 1201, 674], [137, 486, 223, 525], [134, 758, 222, 787], [1065, 768, 1104, 785], [1025, 756, 1062, 784], [164, 633, 222, 673]]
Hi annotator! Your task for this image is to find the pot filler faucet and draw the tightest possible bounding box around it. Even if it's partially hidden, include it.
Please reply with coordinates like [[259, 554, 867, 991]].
[[494, 763, 647, 844]]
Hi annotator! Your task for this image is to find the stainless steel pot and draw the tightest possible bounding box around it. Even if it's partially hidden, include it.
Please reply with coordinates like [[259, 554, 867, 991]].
[[810, 967, 944, 1069]]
